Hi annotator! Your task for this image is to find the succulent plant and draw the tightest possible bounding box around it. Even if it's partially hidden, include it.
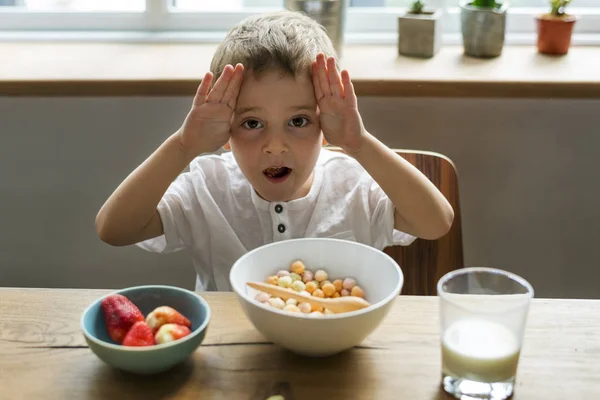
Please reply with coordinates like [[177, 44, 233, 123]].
[[472, 0, 499, 7], [410, 0, 425, 14], [549, 0, 572, 16]]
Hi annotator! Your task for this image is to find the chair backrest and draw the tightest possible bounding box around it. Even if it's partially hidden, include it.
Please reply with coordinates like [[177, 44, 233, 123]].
[[328, 147, 464, 295]]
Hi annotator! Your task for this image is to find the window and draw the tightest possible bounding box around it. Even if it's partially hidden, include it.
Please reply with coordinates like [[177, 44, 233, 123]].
[[1, 0, 598, 44]]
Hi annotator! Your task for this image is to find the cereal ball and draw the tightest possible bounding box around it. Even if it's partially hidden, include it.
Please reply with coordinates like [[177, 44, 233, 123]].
[[289, 272, 302, 282], [284, 304, 300, 313], [300, 290, 311, 297], [277, 276, 292, 288], [291, 280, 306, 292], [269, 297, 285, 309], [311, 303, 324, 312], [323, 308, 335, 315], [341, 289, 350, 297], [254, 291, 270, 303], [332, 279, 343, 292], [302, 270, 314, 283], [309, 311, 324, 317], [276, 270, 290, 278], [351, 285, 365, 298], [266, 275, 279, 285], [290, 260, 305, 275], [332, 292, 341, 298], [298, 302, 312, 313], [343, 278, 356, 290], [312, 289, 325, 298], [314, 269, 328, 282], [305, 281, 318, 294], [321, 283, 336, 297], [319, 280, 332, 289], [286, 298, 297, 306]]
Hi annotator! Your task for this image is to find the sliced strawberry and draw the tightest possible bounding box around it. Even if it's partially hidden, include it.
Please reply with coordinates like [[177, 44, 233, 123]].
[[146, 306, 191, 334], [154, 323, 192, 344], [122, 321, 155, 347], [101, 294, 144, 344]]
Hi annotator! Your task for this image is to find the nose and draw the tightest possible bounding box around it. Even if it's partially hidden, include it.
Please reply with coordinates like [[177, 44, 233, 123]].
[[262, 129, 288, 155]]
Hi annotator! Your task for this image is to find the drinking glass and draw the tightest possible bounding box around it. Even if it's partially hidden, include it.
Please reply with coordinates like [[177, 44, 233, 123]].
[[437, 267, 534, 400]]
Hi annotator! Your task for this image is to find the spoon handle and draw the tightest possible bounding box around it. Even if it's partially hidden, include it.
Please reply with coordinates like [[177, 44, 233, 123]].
[[246, 281, 370, 313]]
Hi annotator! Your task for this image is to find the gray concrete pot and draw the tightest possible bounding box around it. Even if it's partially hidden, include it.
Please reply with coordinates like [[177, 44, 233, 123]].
[[398, 9, 442, 58], [460, 1, 507, 58], [285, 0, 348, 57]]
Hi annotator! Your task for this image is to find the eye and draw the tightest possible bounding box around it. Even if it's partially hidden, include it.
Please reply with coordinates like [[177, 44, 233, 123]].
[[289, 116, 310, 128], [242, 119, 263, 130]]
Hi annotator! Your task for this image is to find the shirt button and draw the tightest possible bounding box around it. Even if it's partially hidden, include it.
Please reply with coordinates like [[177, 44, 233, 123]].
[[278, 224, 286, 233], [275, 204, 283, 213]]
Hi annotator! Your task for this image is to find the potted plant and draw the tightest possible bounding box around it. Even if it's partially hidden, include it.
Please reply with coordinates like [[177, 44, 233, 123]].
[[536, 0, 578, 55], [460, 0, 508, 58], [398, 1, 443, 58], [285, 0, 348, 56]]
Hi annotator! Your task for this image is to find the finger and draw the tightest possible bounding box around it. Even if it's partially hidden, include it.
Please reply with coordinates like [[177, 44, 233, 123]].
[[327, 57, 343, 98], [226, 64, 245, 108], [193, 72, 213, 107], [312, 60, 324, 101], [208, 64, 234, 102], [317, 53, 331, 96], [223, 63, 245, 109], [341, 70, 357, 108]]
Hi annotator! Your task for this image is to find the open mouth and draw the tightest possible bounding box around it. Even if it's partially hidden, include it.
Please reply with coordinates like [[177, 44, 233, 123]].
[[263, 166, 292, 181]]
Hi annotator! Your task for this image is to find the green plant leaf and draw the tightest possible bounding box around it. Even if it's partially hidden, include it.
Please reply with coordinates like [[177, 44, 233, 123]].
[[472, 0, 497, 7], [410, 0, 425, 14], [549, 0, 572, 16]]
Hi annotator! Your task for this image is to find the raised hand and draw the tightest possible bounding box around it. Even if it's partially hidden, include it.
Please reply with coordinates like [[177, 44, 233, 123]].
[[178, 63, 244, 155], [312, 53, 365, 154]]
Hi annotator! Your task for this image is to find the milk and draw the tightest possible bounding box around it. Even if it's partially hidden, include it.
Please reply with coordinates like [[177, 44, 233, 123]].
[[442, 319, 521, 383]]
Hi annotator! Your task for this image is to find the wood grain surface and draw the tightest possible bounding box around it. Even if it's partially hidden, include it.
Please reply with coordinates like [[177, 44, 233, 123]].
[[1, 43, 599, 98], [1, 288, 599, 399]]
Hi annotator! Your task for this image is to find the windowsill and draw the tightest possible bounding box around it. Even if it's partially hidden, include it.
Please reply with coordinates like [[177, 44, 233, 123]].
[[1, 41, 599, 98]]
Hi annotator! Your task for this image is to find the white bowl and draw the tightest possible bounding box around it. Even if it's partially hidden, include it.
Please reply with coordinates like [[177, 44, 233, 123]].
[[229, 238, 403, 357]]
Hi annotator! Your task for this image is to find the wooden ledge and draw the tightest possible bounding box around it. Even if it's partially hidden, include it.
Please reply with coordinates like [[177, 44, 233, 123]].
[[1, 42, 599, 98]]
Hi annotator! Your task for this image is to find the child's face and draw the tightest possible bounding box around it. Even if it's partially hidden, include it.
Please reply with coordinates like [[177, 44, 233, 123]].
[[228, 68, 323, 202]]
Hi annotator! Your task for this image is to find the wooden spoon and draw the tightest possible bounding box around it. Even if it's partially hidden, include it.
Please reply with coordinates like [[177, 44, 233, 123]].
[[246, 281, 371, 313]]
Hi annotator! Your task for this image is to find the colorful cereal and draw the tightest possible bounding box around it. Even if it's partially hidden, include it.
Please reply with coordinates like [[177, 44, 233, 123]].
[[258, 260, 368, 316]]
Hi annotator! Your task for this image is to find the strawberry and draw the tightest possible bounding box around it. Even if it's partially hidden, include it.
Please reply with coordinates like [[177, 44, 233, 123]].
[[154, 323, 192, 344], [122, 321, 155, 347], [146, 306, 191, 334], [100, 294, 145, 344]]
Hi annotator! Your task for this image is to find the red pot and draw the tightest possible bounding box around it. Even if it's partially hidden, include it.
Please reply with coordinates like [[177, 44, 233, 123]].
[[536, 14, 578, 55]]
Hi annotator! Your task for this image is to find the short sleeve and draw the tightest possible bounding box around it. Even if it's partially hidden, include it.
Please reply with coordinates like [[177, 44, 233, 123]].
[[368, 179, 417, 249], [135, 171, 205, 254]]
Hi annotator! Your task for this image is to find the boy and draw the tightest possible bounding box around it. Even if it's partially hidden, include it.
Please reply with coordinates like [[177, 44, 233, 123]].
[[96, 11, 454, 292]]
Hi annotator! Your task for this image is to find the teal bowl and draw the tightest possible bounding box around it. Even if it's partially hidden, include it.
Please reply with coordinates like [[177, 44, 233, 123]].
[[80, 285, 211, 374]]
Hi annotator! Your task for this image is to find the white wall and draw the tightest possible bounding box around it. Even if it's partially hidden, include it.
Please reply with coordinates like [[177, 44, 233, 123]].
[[1, 96, 599, 299]]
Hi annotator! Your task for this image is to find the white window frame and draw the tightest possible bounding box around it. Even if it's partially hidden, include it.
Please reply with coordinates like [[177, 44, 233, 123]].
[[0, 0, 598, 45]]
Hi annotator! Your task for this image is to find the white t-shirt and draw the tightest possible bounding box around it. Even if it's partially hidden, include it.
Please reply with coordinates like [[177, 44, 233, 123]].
[[136, 148, 416, 291]]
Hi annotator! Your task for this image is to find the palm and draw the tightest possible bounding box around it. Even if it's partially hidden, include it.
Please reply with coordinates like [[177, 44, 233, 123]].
[[179, 63, 244, 155], [312, 54, 364, 153], [180, 102, 233, 153]]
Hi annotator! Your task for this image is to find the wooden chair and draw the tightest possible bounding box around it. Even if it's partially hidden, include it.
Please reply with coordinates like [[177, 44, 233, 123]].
[[328, 147, 464, 296]]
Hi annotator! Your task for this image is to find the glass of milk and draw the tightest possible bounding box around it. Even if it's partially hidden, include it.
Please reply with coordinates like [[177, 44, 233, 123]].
[[437, 267, 534, 400]]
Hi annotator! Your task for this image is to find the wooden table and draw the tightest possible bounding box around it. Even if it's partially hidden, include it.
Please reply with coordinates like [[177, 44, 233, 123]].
[[1, 288, 599, 399]]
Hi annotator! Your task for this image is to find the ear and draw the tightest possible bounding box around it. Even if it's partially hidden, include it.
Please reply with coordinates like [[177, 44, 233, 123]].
[[223, 141, 231, 151]]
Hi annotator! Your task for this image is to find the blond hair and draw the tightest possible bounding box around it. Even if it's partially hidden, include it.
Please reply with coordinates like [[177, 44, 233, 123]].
[[210, 10, 338, 83]]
